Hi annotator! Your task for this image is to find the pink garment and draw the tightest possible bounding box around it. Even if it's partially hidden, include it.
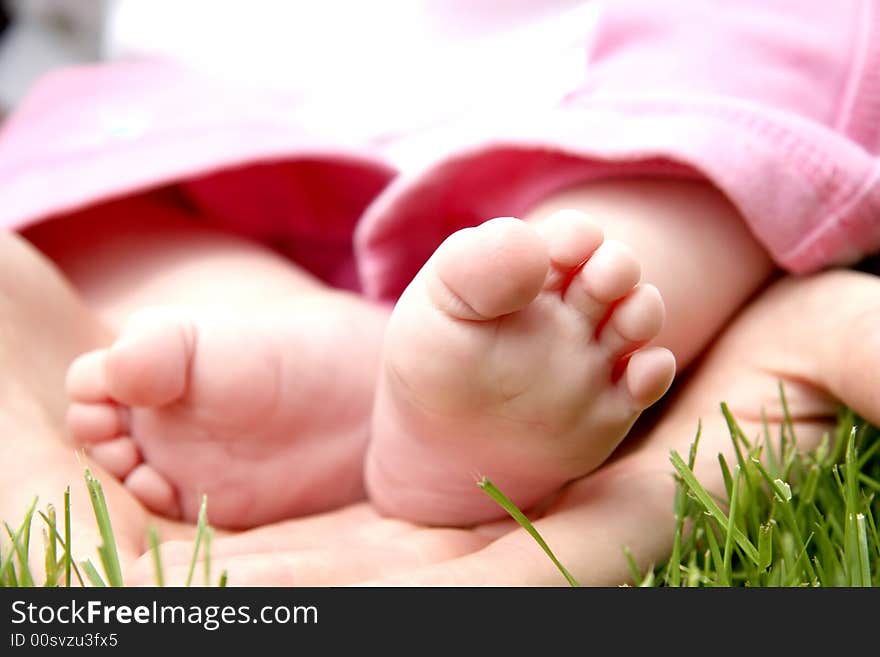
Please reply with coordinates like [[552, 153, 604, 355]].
[[1, 0, 878, 302]]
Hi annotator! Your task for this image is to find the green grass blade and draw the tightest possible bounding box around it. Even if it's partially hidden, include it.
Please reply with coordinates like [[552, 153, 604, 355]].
[[63, 487, 72, 587], [828, 409, 854, 466], [186, 495, 209, 587], [43, 504, 58, 587], [147, 526, 165, 587], [721, 466, 741, 583], [19, 506, 34, 587], [721, 403, 752, 456], [757, 522, 773, 572], [721, 403, 763, 538], [800, 464, 821, 506], [750, 458, 817, 584], [856, 473, 880, 493], [669, 450, 759, 564], [850, 513, 872, 586], [622, 546, 644, 585], [1, 528, 13, 586], [844, 428, 860, 515], [811, 519, 842, 585], [3, 524, 31, 587], [790, 533, 816, 586], [2, 499, 38, 587], [666, 483, 686, 588], [844, 513, 863, 586], [811, 555, 826, 587], [702, 546, 713, 584], [5, 560, 18, 587], [81, 559, 106, 587], [685, 550, 700, 587], [204, 527, 214, 586], [866, 507, 880, 560], [840, 426, 869, 586], [856, 434, 880, 470], [37, 511, 84, 587], [84, 469, 123, 587], [703, 522, 725, 586], [218, 570, 228, 587], [18, 508, 36, 586], [718, 453, 734, 499], [665, 423, 702, 587], [478, 477, 580, 587]]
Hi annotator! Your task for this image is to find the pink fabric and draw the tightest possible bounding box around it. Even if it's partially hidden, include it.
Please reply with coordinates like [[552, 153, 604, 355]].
[[0, 60, 395, 292], [356, 0, 880, 300], [1, 0, 879, 301]]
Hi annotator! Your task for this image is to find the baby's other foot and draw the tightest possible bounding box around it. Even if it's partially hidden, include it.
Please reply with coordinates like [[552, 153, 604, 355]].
[[366, 212, 675, 525], [66, 297, 386, 529]]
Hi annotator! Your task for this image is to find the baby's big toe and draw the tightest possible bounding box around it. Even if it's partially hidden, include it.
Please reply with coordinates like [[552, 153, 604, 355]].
[[66, 349, 110, 403], [104, 310, 195, 408], [427, 217, 550, 321]]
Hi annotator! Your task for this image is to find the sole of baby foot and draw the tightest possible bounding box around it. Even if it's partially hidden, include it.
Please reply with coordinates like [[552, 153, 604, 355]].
[[366, 212, 675, 526], [66, 299, 386, 529]]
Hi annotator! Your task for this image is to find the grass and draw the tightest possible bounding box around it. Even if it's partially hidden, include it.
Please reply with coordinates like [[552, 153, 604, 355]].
[[0, 469, 225, 588], [645, 402, 879, 587], [485, 392, 880, 587], [1, 389, 878, 587]]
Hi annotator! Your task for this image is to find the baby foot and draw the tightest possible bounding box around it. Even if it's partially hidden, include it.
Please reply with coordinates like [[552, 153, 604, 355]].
[[366, 212, 676, 525], [65, 296, 387, 529]]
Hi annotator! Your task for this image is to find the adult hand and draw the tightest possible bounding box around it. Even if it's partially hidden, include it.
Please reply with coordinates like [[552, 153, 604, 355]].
[[0, 229, 194, 586]]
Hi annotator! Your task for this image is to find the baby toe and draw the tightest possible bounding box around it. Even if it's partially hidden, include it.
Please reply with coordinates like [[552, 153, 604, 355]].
[[620, 346, 676, 409], [87, 437, 142, 479], [564, 239, 641, 327], [125, 463, 182, 519], [105, 311, 196, 408], [533, 209, 604, 291], [66, 350, 110, 403], [599, 283, 666, 360], [66, 402, 128, 445]]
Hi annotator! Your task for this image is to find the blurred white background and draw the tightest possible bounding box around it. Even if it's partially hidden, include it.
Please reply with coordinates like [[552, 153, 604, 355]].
[[0, 1, 599, 149]]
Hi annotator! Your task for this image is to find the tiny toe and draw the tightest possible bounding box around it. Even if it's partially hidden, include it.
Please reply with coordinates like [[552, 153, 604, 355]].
[[66, 402, 127, 444], [125, 464, 181, 519], [87, 437, 141, 479], [428, 217, 550, 320], [533, 209, 604, 290], [564, 239, 641, 324], [66, 350, 110, 402], [622, 347, 676, 409], [105, 312, 195, 407], [600, 284, 666, 359]]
